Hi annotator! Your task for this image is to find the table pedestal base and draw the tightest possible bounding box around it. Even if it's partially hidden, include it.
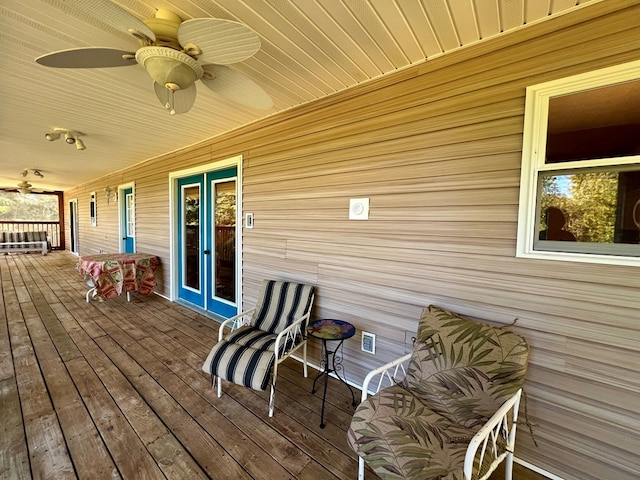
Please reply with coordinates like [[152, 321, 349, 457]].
[[311, 339, 357, 428]]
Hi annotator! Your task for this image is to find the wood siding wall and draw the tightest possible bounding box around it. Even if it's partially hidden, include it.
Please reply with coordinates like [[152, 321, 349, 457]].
[[64, 2, 640, 479]]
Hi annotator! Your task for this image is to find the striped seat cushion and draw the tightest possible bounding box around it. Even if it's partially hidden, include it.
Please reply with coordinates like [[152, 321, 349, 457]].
[[205, 341, 275, 391], [251, 281, 315, 334], [225, 326, 278, 351]]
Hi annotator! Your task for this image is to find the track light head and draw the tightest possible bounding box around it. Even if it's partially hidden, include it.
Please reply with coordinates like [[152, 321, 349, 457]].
[[33, 169, 44, 178], [45, 132, 60, 141], [45, 128, 86, 150]]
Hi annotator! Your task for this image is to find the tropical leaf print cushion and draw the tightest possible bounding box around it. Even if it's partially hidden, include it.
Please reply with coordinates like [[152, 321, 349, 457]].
[[402, 305, 529, 427], [347, 305, 529, 480]]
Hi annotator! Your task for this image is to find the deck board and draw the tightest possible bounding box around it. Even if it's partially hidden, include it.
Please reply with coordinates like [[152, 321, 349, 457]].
[[0, 251, 543, 480], [0, 252, 364, 480]]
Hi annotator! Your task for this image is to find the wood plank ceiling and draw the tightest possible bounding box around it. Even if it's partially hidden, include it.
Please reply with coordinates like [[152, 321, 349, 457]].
[[0, 0, 594, 192]]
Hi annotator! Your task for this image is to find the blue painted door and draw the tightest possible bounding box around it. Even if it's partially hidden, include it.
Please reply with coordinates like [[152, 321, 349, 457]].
[[178, 174, 205, 308], [123, 188, 135, 253], [177, 168, 238, 317], [207, 169, 238, 318]]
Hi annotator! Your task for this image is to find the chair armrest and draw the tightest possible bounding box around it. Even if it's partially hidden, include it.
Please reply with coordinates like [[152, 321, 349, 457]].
[[463, 388, 522, 480], [218, 307, 256, 341], [273, 311, 311, 358], [361, 352, 412, 402]]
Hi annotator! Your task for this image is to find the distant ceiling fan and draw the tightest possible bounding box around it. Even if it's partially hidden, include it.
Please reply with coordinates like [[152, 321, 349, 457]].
[[0, 170, 49, 194], [35, 0, 273, 114]]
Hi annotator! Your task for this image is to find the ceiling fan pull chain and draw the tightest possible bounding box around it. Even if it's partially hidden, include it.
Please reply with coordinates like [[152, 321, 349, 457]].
[[166, 88, 176, 115]]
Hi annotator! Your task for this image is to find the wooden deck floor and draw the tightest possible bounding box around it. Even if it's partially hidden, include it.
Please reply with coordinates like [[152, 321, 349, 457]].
[[0, 252, 374, 480], [1, 252, 542, 480]]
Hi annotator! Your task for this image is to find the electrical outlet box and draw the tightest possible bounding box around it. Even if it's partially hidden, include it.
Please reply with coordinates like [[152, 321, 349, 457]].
[[404, 330, 417, 353], [362, 331, 376, 354], [245, 212, 254, 229]]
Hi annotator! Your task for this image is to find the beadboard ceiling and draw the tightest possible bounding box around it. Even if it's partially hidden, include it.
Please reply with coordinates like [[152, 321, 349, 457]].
[[0, 0, 594, 192]]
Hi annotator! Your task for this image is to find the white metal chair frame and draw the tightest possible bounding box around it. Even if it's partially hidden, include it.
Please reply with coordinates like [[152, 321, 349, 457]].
[[216, 297, 314, 417], [356, 353, 522, 480]]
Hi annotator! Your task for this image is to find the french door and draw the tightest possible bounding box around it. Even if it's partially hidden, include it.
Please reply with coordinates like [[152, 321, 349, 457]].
[[121, 187, 135, 253], [177, 167, 238, 317]]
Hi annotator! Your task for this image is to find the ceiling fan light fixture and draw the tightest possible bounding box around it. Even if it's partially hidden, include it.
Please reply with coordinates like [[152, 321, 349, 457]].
[[135, 46, 203, 91], [45, 132, 60, 141]]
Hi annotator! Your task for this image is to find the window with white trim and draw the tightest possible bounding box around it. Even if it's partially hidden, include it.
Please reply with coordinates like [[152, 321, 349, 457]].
[[89, 192, 97, 227], [517, 60, 640, 266]]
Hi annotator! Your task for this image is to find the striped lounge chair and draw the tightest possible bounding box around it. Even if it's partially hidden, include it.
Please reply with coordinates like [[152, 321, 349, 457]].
[[203, 280, 315, 417]]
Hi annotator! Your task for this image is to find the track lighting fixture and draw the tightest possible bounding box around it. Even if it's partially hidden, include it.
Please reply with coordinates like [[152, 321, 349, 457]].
[[45, 132, 60, 141], [33, 169, 44, 178], [44, 128, 87, 150]]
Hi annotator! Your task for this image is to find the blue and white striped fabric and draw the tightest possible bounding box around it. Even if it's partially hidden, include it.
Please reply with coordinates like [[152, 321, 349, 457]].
[[203, 280, 315, 391], [207, 341, 275, 391], [251, 281, 315, 334]]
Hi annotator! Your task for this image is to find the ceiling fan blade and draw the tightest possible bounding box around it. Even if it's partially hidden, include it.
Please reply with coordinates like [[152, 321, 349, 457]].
[[63, 0, 155, 42], [178, 19, 261, 65], [153, 82, 197, 114], [36, 47, 136, 68], [200, 66, 273, 110]]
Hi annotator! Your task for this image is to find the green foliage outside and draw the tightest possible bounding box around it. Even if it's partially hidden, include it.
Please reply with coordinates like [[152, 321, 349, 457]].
[[184, 192, 235, 226], [0, 191, 59, 221], [215, 193, 235, 226], [540, 172, 618, 243]]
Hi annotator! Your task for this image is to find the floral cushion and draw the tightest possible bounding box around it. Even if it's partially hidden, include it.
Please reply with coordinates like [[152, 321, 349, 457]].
[[348, 384, 476, 480], [403, 305, 529, 427], [347, 305, 529, 479]]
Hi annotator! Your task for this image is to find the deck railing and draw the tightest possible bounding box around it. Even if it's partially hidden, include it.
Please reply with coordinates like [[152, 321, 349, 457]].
[[0, 221, 63, 249]]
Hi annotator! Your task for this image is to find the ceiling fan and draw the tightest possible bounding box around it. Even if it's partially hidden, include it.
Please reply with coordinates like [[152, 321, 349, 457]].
[[35, 0, 273, 114], [0, 170, 51, 194], [0, 181, 47, 195]]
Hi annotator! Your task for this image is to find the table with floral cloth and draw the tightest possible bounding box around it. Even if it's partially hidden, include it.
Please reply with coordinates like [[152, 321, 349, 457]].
[[78, 253, 160, 301]]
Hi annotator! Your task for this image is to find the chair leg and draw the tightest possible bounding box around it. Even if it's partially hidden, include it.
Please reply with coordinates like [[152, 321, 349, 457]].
[[268, 380, 276, 417], [504, 452, 514, 480], [303, 340, 308, 378], [358, 457, 365, 480], [216, 377, 222, 398]]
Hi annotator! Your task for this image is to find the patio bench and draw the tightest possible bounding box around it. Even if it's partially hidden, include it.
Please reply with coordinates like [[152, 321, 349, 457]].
[[0, 231, 49, 255]]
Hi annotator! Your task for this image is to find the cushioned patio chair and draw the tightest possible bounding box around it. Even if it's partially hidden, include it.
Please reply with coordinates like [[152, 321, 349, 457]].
[[347, 305, 529, 480], [202, 280, 315, 417]]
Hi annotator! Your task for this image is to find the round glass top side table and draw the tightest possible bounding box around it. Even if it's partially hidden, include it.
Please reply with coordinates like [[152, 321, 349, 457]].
[[307, 318, 357, 428]]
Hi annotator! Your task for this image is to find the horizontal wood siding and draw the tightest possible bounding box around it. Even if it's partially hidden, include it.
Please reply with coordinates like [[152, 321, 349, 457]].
[[64, 2, 640, 479]]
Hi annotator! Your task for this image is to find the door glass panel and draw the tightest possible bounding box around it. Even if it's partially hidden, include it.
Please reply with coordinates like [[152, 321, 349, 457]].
[[183, 185, 201, 290], [214, 180, 236, 302], [126, 193, 134, 237]]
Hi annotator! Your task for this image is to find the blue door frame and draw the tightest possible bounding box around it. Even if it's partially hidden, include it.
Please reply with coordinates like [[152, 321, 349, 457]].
[[176, 167, 238, 317], [122, 187, 135, 253]]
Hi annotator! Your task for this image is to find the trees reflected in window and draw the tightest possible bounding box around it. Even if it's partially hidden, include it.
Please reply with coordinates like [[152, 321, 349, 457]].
[[518, 61, 640, 264], [537, 170, 640, 254]]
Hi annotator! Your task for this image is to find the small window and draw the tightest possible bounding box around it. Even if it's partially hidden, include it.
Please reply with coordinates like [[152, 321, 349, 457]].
[[89, 192, 97, 226], [517, 60, 640, 266]]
